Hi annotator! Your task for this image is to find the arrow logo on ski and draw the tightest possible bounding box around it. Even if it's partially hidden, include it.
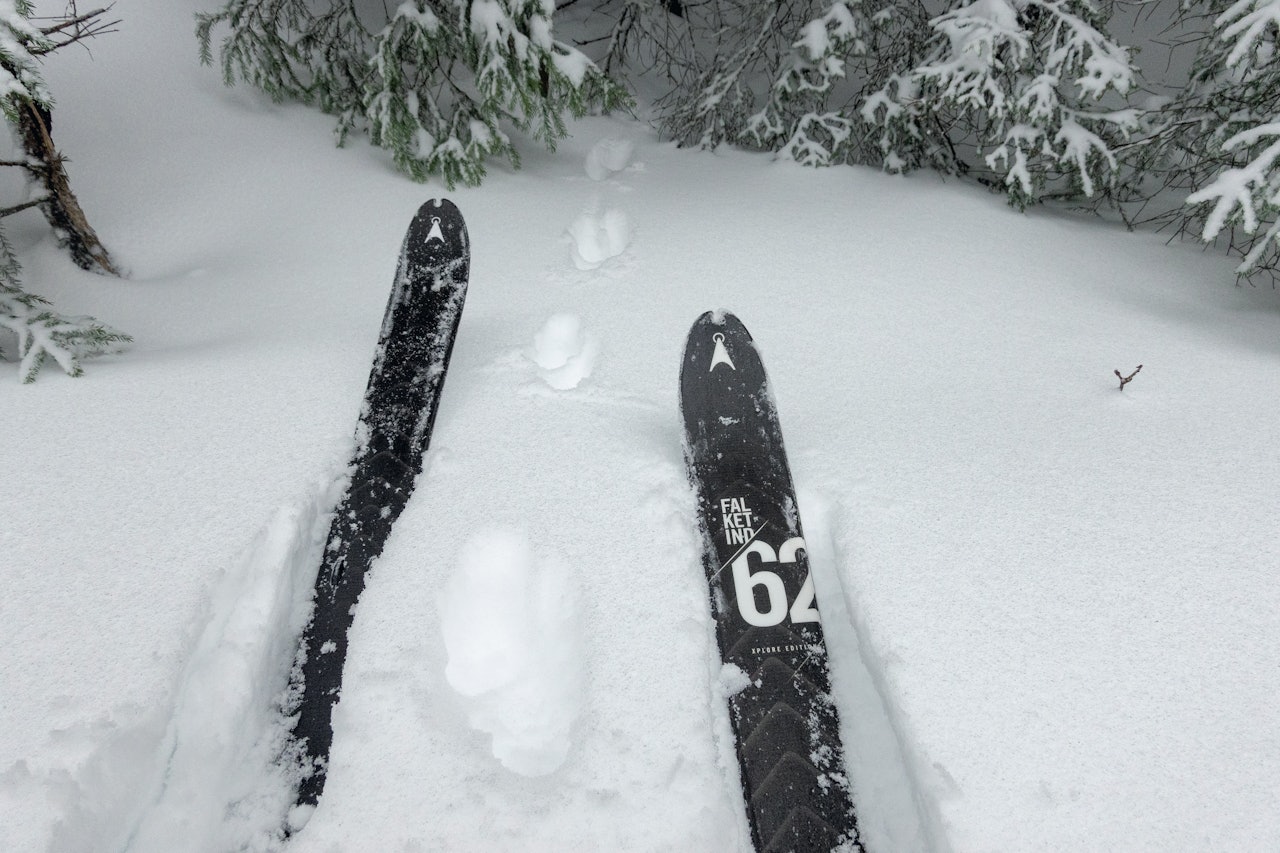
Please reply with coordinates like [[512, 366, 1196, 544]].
[[710, 333, 735, 372]]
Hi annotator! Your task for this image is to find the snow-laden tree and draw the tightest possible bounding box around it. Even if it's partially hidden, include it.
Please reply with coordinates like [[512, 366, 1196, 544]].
[[741, 0, 933, 168], [611, 0, 936, 169], [197, 0, 629, 186], [194, 0, 1276, 282], [1153, 0, 1280, 279], [0, 1, 128, 382], [600, 0, 1137, 202], [869, 0, 1139, 208]]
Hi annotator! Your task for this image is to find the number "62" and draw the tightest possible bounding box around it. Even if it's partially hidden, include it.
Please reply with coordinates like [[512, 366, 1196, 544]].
[[731, 537, 820, 627]]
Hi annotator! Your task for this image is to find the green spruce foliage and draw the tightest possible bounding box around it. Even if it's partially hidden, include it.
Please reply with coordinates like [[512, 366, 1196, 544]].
[[615, 0, 935, 170], [197, 0, 630, 187], [899, 0, 1138, 209], [189, 0, 1280, 281]]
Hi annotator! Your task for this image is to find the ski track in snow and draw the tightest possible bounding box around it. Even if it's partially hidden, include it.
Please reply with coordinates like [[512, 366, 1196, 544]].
[[35, 480, 340, 853], [802, 491, 949, 853]]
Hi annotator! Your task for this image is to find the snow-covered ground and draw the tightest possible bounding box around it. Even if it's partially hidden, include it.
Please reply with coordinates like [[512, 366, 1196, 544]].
[[3, 1, 1279, 851]]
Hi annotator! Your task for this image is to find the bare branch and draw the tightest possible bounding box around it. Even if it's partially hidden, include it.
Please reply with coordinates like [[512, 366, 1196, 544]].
[[0, 197, 52, 218], [1114, 365, 1143, 391], [29, 4, 120, 56], [0, 159, 45, 173]]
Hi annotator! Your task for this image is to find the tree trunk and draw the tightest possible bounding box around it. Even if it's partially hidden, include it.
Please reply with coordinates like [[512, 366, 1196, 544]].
[[17, 97, 118, 276]]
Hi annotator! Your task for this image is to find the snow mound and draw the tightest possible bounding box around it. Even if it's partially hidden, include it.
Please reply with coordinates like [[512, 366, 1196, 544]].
[[584, 138, 635, 180], [566, 208, 631, 270], [531, 314, 598, 390], [440, 530, 584, 776]]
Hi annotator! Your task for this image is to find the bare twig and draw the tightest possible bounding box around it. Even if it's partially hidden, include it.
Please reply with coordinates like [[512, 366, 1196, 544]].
[[1115, 364, 1143, 391], [0, 197, 52, 218], [30, 4, 120, 56]]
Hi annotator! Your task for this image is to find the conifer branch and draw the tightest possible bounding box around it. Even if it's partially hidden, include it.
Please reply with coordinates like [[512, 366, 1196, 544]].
[[0, 0, 129, 381]]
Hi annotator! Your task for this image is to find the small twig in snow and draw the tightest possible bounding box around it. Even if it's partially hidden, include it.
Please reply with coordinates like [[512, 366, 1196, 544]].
[[1115, 364, 1142, 391]]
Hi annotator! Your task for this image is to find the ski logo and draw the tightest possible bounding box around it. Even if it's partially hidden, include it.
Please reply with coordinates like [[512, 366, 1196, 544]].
[[720, 496, 755, 544], [710, 333, 735, 372], [425, 216, 445, 245]]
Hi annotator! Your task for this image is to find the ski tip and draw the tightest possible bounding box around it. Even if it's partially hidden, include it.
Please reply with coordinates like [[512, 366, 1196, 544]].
[[413, 197, 461, 221], [403, 198, 469, 263], [681, 310, 762, 393], [688, 310, 751, 340]]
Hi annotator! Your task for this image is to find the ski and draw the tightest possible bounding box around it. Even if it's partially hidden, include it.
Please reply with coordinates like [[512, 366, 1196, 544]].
[[287, 199, 470, 811], [680, 311, 861, 853]]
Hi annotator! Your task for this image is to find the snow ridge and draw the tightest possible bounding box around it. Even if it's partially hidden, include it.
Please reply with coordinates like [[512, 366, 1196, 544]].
[[56, 483, 339, 853], [802, 491, 952, 853]]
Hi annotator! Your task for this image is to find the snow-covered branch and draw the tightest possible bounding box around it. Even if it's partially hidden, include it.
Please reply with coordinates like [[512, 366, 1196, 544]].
[[0, 233, 129, 382], [904, 0, 1137, 207], [744, 1, 863, 165], [1155, 0, 1280, 277], [200, 0, 628, 186]]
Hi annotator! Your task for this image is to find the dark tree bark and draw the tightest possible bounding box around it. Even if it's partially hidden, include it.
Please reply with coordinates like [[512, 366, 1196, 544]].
[[15, 96, 119, 276], [1, 3, 120, 276]]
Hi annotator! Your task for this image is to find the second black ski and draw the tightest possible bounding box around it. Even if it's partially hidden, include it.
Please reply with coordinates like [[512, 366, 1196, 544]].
[[287, 199, 470, 811]]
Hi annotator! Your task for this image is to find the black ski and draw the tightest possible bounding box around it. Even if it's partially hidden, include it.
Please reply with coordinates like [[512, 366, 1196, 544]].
[[287, 199, 469, 811], [680, 311, 861, 853]]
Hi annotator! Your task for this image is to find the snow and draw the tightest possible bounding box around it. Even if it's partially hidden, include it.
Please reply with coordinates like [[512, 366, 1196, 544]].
[[394, 0, 440, 34], [440, 529, 584, 777], [531, 313, 598, 390], [2, 1, 1279, 852], [566, 205, 632, 270], [585, 137, 635, 181]]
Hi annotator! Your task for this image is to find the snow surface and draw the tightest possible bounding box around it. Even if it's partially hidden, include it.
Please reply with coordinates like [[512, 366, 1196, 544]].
[[3, 1, 1280, 851]]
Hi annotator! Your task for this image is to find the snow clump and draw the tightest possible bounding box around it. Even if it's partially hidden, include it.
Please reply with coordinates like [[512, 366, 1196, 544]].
[[439, 530, 584, 776], [531, 313, 598, 390], [566, 208, 631, 270], [584, 138, 635, 180]]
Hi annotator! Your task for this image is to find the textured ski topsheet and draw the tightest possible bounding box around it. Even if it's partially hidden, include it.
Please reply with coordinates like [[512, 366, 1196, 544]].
[[680, 312, 861, 853], [289, 199, 470, 809]]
